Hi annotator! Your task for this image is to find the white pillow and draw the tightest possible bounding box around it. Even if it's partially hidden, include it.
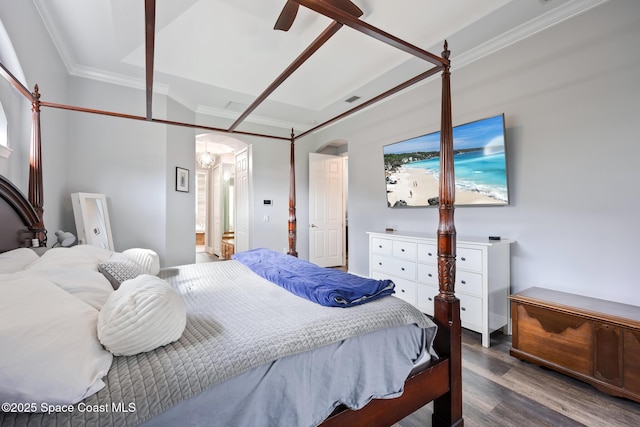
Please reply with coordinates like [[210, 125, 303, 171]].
[[24, 245, 115, 309], [0, 248, 39, 273], [26, 245, 113, 272], [28, 268, 114, 310], [98, 253, 145, 290], [0, 275, 113, 407], [98, 274, 186, 356], [122, 248, 160, 275]]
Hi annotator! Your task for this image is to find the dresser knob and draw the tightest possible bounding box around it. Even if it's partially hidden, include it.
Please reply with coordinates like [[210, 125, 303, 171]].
[[461, 280, 466, 285], [428, 297, 433, 301], [401, 248, 405, 252], [378, 262, 382, 266], [401, 289, 405, 293], [461, 257, 466, 261], [428, 252, 433, 256], [461, 307, 466, 311], [378, 245, 382, 248], [401, 267, 405, 271], [428, 273, 432, 277]]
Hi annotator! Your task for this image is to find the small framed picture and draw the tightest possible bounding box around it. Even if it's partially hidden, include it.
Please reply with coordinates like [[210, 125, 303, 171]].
[[176, 167, 189, 192]]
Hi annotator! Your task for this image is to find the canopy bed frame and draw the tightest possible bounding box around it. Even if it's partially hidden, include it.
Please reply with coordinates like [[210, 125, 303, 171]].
[[0, 1, 462, 425]]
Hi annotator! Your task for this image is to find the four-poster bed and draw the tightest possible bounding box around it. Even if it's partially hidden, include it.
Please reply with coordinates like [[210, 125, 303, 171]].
[[0, 1, 462, 426]]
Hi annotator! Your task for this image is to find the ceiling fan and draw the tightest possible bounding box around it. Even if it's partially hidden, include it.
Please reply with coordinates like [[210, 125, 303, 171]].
[[274, 0, 364, 31]]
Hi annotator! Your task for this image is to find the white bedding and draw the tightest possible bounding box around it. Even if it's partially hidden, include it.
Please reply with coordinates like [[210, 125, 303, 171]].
[[0, 247, 39, 273], [0, 273, 113, 406], [15, 245, 114, 309], [0, 246, 437, 426], [0, 245, 151, 409]]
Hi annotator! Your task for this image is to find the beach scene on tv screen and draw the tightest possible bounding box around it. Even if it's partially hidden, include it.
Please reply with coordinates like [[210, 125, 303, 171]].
[[383, 114, 508, 207]]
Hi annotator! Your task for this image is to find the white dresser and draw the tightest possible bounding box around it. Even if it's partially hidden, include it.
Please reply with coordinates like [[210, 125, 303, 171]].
[[368, 231, 513, 347]]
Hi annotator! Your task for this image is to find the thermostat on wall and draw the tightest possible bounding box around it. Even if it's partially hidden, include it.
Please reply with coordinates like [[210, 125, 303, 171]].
[[263, 199, 273, 206]]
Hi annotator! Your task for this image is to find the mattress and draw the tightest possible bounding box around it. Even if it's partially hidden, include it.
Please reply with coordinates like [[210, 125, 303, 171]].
[[1, 260, 437, 427]]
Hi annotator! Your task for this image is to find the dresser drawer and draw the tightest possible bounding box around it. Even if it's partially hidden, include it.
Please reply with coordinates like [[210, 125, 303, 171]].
[[456, 270, 482, 296], [417, 263, 438, 285], [371, 237, 392, 256], [371, 271, 416, 305], [459, 293, 482, 329], [418, 284, 483, 328], [371, 254, 416, 280], [458, 247, 483, 272], [417, 283, 439, 315], [393, 277, 417, 305], [392, 240, 417, 260], [417, 243, 437, 264]]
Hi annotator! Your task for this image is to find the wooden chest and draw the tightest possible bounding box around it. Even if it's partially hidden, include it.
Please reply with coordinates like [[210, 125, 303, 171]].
[[509, 287, 640, 403]]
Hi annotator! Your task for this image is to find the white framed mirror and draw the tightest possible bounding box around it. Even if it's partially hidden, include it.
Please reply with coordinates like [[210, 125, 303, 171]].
[[71, 192, 114, 251]]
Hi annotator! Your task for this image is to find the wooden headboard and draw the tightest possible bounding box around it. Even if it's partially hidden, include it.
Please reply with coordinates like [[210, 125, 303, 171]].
[[0, 175, 41, 252]]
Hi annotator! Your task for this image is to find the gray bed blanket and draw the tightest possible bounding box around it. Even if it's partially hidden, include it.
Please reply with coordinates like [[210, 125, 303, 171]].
[[1, 260, 436, 427]]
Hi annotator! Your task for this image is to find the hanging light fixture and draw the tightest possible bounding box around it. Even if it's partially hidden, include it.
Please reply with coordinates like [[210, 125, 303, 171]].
[[198, 142, 215, 169]]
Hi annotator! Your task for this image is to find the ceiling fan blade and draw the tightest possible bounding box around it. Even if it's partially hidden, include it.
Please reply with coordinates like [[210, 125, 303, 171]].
[[325, 0, 363, 18], [274, 1, 299, 31]]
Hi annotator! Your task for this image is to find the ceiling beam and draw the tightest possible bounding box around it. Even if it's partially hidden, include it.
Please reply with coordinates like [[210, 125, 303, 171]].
[[144, 0, 156, 121], [228, 21, 343, 132], [294, 0, 448, 67]]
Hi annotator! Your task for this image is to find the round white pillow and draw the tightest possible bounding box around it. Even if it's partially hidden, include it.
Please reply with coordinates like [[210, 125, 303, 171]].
[[97, 274, 186, 356], [122, 248, 161, 275]]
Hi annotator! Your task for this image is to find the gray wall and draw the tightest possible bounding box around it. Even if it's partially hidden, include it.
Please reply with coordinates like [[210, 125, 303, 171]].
[[65, 77, 172, 262], [0, 0, 69, 236], [302, 0, 640, 306], [250, 138, 291, 253], [2, 1, 639, 307], [165, 98, 197, 266]]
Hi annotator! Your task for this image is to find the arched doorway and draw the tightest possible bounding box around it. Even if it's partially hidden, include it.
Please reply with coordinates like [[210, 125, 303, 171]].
[[195, 133, 248, 260]]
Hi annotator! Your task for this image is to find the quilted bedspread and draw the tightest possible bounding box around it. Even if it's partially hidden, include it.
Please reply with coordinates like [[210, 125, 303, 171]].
[[1, 260, 435, 427]]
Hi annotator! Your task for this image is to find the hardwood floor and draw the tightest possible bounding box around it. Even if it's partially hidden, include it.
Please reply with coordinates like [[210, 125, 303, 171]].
[[395, 329, 640, 427], [195, 246, 220, 263]]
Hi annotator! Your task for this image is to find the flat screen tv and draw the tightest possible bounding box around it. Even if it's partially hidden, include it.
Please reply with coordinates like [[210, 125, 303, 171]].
[[383, 113, 509, 207]]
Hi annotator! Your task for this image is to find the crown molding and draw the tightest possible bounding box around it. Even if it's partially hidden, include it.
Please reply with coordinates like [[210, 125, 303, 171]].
[[453, 0, 610, 69], [68, 64, 170, 96]]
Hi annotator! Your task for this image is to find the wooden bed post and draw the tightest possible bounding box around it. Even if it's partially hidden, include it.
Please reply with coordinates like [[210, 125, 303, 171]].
[[287, 128, 298, 257], [432, 41, 463, 427], [29, 84, 47, 245]]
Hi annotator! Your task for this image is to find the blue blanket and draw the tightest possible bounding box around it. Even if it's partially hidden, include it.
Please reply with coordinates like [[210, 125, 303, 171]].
[[232, 248, 395, 307]]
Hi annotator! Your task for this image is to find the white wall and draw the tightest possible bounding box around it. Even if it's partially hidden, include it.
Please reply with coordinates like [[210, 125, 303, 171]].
[[65, 77, 172, 262], [250, 138, 291, 253], [303, 0, 640, 306], [0, 0, 69, 237], [165, 98, 197, 266]]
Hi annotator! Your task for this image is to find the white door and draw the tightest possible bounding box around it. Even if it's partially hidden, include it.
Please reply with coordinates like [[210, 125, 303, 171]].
[[211, 165, 222, 256], [309, 153, 344, 267], [235, 148, 250, 253]]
